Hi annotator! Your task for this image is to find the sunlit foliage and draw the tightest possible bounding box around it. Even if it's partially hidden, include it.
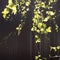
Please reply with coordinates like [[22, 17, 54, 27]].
[[50, 46, 60, 52], [31, 0, 59, 59], [2, 0, 17, 18], [2, 0, 31, 36], [16, 21, 25, 36], [1, 0, 60, 60], [35, 55, 41, 60]]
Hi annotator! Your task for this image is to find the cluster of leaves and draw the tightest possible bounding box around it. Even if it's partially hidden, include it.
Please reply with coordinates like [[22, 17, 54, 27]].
[[35, 35, 41, 43], [19, 0, 31, 16], [2, 0, 31, 19], [15, 0, 31, 35], [16, 20, 25, 36], [50, 46, 60, 52], [2, 0, 17, 19], [35, 55, 42, 60], [35, 55, 47, 60], [2, 0, 60, 60], [2, 0, 31, 36], [49, 46, 60, 57], [2, 0, 59, 40], [30, 0, 59, 59], [31, 0, 58, 34]]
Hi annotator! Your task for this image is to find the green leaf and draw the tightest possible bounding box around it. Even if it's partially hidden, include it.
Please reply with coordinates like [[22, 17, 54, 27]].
[[8, 0, 13, 5], [43, 16, 50, 22], [11, 5, 17, 14], [36, 29, 40, 33], [46, 27, 51, 32], [57, 46, 60, 49], [40, 28, 44, 32], [2, 8, 9, 18], [37, 23, 43, 28], [41, 2, 46, 8], [25, 2, 30, 6], [36, 38, 41, 43], [35, 35, 39, 38], [55, 24, 59, 32], [50, 46, 57, 52], [35, 56, 39, 60], [46, 11, 55, 16]]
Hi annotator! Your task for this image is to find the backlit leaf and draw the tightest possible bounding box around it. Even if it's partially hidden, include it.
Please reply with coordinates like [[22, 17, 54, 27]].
[[46, 27, 51, 32], [2, 8, 9, 18], [37, 23, 43, 28], [43, 16, 50, 22]]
